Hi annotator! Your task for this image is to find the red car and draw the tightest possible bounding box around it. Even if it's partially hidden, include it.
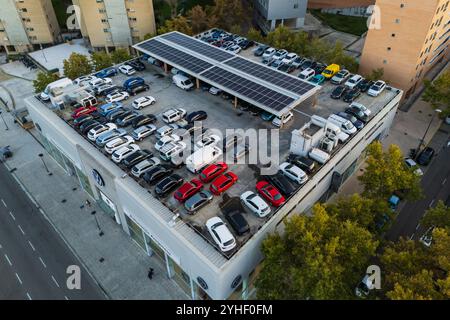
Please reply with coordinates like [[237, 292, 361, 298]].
[[210, 172, 238, 195], [174, 179, 203, 202], [72, 105, 97, 119], [199, 162, 228, 183], [256, 181, 285, 207]]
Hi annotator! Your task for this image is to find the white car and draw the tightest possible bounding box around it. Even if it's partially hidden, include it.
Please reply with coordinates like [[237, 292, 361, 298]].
[[209, 87, 222, 95], [280, 162, 308, 184], [105, 135, 134, 154], [405, 158, 424, 176], [227, 45, 242, 54], [206, 217, 236, 252], [195, 134, 220, 150], [155, 134, 180, 151], [240, 191, 271, 218], [106, 91, 129, 103], [132, 96, 156, 110], [87, 123, 117, 141], [156, 124, 179, 139], [262, 47, 276, 59], [131, 157, 161, 178], [272, 49, 288, 61], [132, 124, 157, 141], [367, 80, 386, 97], [331, 69, 350, 85], [349, 102, 371, 117], [112, 144, 140, 163], [118, 64, 136, 76], [89, 77, 112, 88], [162, 108, 187, 124], [282, 52, 298, 65], [345, 74, 364, 89], [419, 227, 434, 247], [74, 75, 97, 86], [272, 112, 293, 127]]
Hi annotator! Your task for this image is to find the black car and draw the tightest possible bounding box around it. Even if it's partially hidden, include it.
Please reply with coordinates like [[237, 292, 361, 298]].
[[186, 111, 208, 123], [73, 114, 93, 127], [253, 45, 269, 56], [343, 88, 361, 103], [80, 120, 99, 135], [125, 60, 146, 71], [127, 84, 150, 96], [357, 79, 374, 92], [287, 154, 315, 173], [313, 63, 327, 75], [331, 85, 347, 99], [278, 63, 296, 73], [155, 174, 184, 198], [123, 149, 153, 169], [337, 112, 365, 130], [345, 107, 368, 123], [225, 211, 250, 236], [300, 59, 316, 71], [132, 114, 157, 128], [239, 40, 255, 50], [107, 108, 127, 122], [143, 165, 173, 185], [416, 147, 435, 166], [266, 173, 298, 197], [96, 85, 117, 96]]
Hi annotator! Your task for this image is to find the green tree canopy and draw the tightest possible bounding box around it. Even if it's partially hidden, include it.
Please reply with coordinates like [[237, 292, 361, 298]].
[[246, 27, 264, 44], [63, 53, 92, 80], [210, 0, 247, 30], [358, 142, 423, 201], [90, 51, 113, 72], [33, 71, 60, 93], [187, 5, 210, 34], [365, 68, 385, 81], [111, 48, 132, 64], [158, 15, 193, 35], [421, 200, 450, 230], [422, 70, 450, 117], [256, 204, 378, 299]]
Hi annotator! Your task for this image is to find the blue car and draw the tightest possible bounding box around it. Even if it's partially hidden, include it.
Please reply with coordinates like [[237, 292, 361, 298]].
[[309, 74, 325, 85], [123, 77, 145, 90], [261, 111, 275, 121], [95, 67, 118, 78], [99, 102, 123, 116]]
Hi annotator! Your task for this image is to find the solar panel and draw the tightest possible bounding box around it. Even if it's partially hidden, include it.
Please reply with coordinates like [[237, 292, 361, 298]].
[[161, 32, 234, 62], [201, 67, 295, 111], [224, 57, 316, 96], [136, 39, 213, 74]]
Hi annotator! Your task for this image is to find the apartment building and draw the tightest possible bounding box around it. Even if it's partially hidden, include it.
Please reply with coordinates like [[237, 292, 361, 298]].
[[359, 0, 450, 98], [0, 0, 60, 54], [73, 0, 156, 53], [253, 0, 308, 33], [307, 0, 375, 9]]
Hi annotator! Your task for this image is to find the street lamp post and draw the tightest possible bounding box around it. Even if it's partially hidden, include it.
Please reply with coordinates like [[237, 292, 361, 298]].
[[0, 110, 8, 130], [91, 210, 104, 237], [38, 153, 52, 176], [415, 109, 442, 159]]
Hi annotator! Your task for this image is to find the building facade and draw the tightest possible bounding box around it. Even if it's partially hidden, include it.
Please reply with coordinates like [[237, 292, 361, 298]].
[[253, 0, 308, 33], [359, 0, 450, 99], [308, 0, 375, 9], [0, 0, 60, 54], [73, 0, 156, 53]]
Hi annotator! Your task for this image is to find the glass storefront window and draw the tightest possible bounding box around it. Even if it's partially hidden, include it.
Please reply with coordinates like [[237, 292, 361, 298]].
[[125, 216, 146, 251], [76, 167, 94, 198]]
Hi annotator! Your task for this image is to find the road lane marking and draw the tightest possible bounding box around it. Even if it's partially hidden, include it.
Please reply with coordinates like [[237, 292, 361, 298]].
[[65, 296, 69, 300], [28, 241, 35, 251], [18, 225, 25, 235], [429, 199, 435, 207], [1, 199, 6, 208], [15, 273, 23, 285], [416, 224, 421, 230], [39, 257, 47, 268], [443, 178, 447, 185], [51, 275, 60, 288], [9, 212, 15, 221], [26, 293, 32, 300], [4, 254, 12, 266]]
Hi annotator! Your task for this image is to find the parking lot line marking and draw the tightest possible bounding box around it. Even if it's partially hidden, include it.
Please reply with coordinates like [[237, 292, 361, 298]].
[[9, 211, 15, 221], [65, 296, 69, 300], [1, 199, 6, 208], [4, 254, 12, 266], [39, 257, 46, 268], [416, 224, 421, 230], [429, 199, 435, 208], [28, 241, 35, 251], [51, 275, 60, 288], [26, 293, 32, 300], [18, 225, 25, 235], [15, 273, 23, 285], [443, 178, 447, 185]]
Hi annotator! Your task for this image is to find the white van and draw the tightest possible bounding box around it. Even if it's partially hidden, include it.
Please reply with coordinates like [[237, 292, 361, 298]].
[[40, 77, 73, 102], [298, 68, 315, 81], [310, 115, 349, 143], [173, 74, 194, 91], [159, 142, 187, 161], [327, 114, 357, 135], [309, 148, 330, 164], [186, 146, 223, 174]]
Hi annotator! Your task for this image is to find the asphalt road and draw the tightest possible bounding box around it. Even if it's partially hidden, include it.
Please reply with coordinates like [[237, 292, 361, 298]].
[[386, 130, 450, 242], [0, 163, 106, 300]]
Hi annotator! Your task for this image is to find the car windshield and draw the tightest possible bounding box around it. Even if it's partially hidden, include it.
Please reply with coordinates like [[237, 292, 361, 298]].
[[273, 193, 282, 200], [223, 239, 234, 246], [323, 70, 332, 75]]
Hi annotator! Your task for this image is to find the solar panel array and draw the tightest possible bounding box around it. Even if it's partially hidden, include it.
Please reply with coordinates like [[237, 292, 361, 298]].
[[161, 32, 234, 62], [136, 39, 213, 74], [201, 66, 295, 111], [224, 57, 316, 96]]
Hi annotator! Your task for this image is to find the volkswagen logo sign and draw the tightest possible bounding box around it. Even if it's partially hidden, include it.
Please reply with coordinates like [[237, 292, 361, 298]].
[[92, 169, 105, 187]]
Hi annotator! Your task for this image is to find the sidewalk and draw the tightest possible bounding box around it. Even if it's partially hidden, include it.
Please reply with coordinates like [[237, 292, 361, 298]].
[[0, 103, 188, 299]]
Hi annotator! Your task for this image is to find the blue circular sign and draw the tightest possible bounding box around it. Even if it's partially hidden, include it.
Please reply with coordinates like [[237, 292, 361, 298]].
[[92, 169, 105, 187]]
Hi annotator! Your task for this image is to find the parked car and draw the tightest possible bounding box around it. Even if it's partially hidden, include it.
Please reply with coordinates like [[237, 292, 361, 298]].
[[331, 85, 348, 99], [287, 154, 315, 173], [298, 68, 315, 81], [357, 79, 374, 92], [74, 75, 97, 86], [132, 114, 156, 128], [299, 59, 315, 71], [174, 179, 203, 202], [210, 172, 238, 195], [106, 91, 129, 103], [96, 84, 118, 96], [73, 114, 94, 128], [184, 191, 213, 213], [80, 120, 100, 135], [195, 134, 220, 151], [256, 181, 285, 207], [349, 102, 371, 117], [345, 74, 364, 89], [186, 110, 207, 123], [309, 74, 326, 85], [131, 157, 161, 178], [155, 174, 184, 198], [95, 68, 117, 78], [277, 63, 296, 73], [313, 63, 327, 75], [132, 96, 156, 110], [266, 173, 298, 197], [225, 211, 249, 236], [404, 158, 424, 176], [116, 111, 140, 127], [272, 112, 293, 127], [199, 162, 228, 183], [112, 144, 140, 163], [95, 128, 127, 147], [343, 88, 361, 103], [106, 108, 128, 122], [209, 87, 222, 95], [123, 77, 145, 91], [72, 106, 97, 119], [282, 52, 298, 64], [206, 217, 236, 252], [125, 60, 146, 71], [162, 108, 187, 124], [226, 45, 241, 54], [345, 106, 368, 123], [262, 47, 276, 59], [240, 191, 271, 218], [253, 45, 269, 56], [261, 111, 275, 121], [118, 64, 136, 76], [87, 123, 117, 141], [105, 135, 134, 154], [292, 56, 306, 69], [131, 125, 156, 142], [269, 59, 283, 69], [367, 80, 386, 97], [127, 84, 150, 96], [331, 69, 350, 85], [98, 102, 122, 116], [239, 39, 254, 50], [90, 77, 112, 88], [336, 112, 365, 130], [321, 64, 340, 79], [280, 162, 308, 184], [416, 147, 435, 166], [143, 165, 173, 185], [156, 124, 179, 139]]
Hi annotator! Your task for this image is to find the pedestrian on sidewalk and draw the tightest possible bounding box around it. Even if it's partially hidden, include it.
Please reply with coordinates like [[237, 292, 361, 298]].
[[85, 199, 91, 208], [148, 267, 154, 280]]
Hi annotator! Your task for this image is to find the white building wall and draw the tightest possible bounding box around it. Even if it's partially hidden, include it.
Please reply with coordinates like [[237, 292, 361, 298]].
[[0, 0, 30, 45]]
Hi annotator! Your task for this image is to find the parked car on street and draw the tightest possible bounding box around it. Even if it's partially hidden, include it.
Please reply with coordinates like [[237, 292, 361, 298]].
[[416, 147, 435, 166]]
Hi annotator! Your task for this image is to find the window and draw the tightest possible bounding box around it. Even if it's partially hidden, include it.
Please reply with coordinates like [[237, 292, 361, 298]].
[[391, 33, 396, 37], [101, 19, 107, 23], [103, 28, 109, 33], [383, 59, 387, 64], [387, 47, 391, 51], [400, 3, 405, 8], [395, 19, 400, 24]]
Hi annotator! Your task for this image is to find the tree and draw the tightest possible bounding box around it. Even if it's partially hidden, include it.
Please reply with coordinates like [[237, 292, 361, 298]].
[[255, 204, 378, 299], [210, 0, 247, 30], [365, 68, 385, 81], [358, 142, 423, 201], [90, 51, 113, 72], [157, 15, 193, 35], [33, 71, 60, 93], [111, 48, 132, 64], [421, 200, 450, 230], [247, 27, 264, 44], [165, 0, 178, 18], [144, 33, 155, 40], [229, 24, 242, 35], [63, 53, 92, 80], [187, 5, 209, 34], [422, 70, 450, 117]]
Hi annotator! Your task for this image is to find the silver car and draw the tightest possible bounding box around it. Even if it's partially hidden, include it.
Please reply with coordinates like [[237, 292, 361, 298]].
[[95, 128, 127, 147], [184, 191, 213, 213]]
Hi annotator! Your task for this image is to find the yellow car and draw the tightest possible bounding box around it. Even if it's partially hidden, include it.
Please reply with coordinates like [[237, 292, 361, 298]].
[[321, 64, 340, 79]]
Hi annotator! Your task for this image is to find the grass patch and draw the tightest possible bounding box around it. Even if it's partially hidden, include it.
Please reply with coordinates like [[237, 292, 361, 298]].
[[310, 9, 368, 36]]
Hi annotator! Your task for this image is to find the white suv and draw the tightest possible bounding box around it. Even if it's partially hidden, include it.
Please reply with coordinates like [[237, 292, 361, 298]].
[[106, 91, 129, 103], [131, 157, 161, 178], [272, 112, 293, 127], [155, 134, 180, 151], [195, 134, 220, 151], [206, 217, 236, 252], [132, 96, 156, 110], [162, 108, 187, 124], [159, 141, 187, 161], [118, 64, 136, 76], [280, 162, 308, 184], [105, 135, 134, 154], [112, 144, 140, 163], [87, 123, 117, 141], [240, 191, 271, 218], [368, 80, 386, 97], [89, 77, 112, 88], [345, 74, 363, 89]]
